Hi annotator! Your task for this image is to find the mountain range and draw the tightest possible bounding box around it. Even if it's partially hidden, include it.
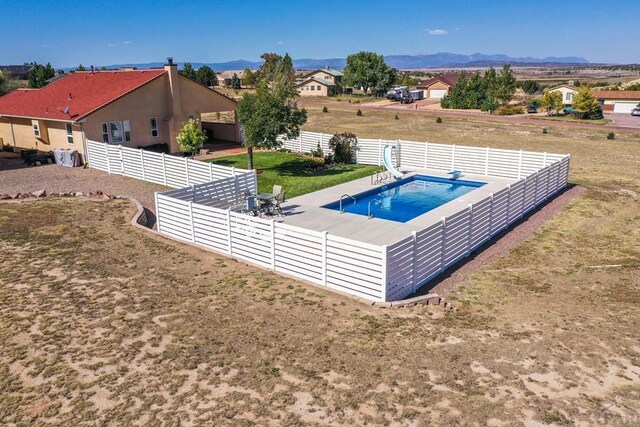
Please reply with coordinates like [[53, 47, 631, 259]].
[[103, 52, 589, 72]]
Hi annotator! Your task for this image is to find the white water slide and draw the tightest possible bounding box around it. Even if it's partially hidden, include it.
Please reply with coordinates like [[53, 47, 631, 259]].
[[383, 145, 404, 179]]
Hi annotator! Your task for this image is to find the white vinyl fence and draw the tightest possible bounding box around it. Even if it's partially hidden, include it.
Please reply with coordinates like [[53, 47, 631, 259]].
[[86, 139, 249, 188], [86, 134, 570, 303]]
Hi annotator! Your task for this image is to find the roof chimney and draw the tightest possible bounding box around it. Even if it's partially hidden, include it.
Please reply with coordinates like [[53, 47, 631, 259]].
[[166, 57, 175, 66]]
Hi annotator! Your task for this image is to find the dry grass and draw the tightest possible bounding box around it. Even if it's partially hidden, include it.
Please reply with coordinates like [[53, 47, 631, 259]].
[[0, 108, 639, 425]]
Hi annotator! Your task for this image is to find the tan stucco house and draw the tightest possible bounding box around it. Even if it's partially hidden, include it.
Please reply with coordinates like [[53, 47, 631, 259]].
[[0, 58, 239, 161], [297, 68, 343, 97], [416, 73, 466, 99], [592, 90, 640, 113], [547, 84, 578, 105]]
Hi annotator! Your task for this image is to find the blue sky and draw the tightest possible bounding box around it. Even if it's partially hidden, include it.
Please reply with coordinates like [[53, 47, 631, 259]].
[[1, 0, 637, 67]]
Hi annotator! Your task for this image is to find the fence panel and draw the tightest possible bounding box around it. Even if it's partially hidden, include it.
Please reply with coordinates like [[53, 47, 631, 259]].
[[425, 143, 454, 171], [442, 208, 471, 267], [414, 222, 445, 285], [192, 204, 230, 252], [469, 198, 492, 250], [487, 148, 520, 178], [326, 235, 384, 300], [356, 138, 382, 165], [386, 235, 415, 301], [398, 140, 426, 169], [274, 223, 324, 283], [156, 194, 193, 242], [106, 145, 124, 175], [229, 212, 273, 267], [453, 145, 487, 175]]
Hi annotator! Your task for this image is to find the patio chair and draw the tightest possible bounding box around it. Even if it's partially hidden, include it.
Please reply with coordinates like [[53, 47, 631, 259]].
[[272, 191, 286, 217], [244, 196, 260, 216], [272, 185, 283, 197]]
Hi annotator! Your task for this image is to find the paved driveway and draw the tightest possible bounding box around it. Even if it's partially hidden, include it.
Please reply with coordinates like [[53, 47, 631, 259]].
[[607, 113, 640, 129], [0, 157, 168, 223]]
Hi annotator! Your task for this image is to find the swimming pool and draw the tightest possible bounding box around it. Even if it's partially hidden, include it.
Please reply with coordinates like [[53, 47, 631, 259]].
[[323, 175, 486, 223]]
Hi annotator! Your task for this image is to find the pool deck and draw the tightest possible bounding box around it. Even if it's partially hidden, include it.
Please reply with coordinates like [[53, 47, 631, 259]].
[[280, 169, 516, 246]]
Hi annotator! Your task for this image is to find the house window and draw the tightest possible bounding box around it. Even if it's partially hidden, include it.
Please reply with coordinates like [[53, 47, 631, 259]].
[[101, 122, 109, 143], [150, 117, 158, 137], [33, 122, 40, 138], [311, 85, 315, 91], [65, 123, 74, 144], [566, 92, 572, 101], [109, 121, 123, 144], [317, 85, 321, 90], [123, 120, 131, 142]]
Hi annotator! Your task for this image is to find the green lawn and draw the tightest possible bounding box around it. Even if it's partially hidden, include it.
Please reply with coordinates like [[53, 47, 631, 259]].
[[208, 151, 380, 198]]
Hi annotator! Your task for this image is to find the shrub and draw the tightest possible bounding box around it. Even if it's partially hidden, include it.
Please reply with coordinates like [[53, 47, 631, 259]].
[[352, 99, 360, 104], [542, 128, 548, 134], [436, 117, 443, 123], [495, 105, 525, 115], [356, 109, 363, 116], [310, 142, 324, 158], [335, 97, 342, 102], [1, 143, 13, 152], [395, 115, 399, 120], [176, 119, 206, 156], [328, 132, 357, 164], [322, 106, 328, 113], [607, 132, 615, 140]]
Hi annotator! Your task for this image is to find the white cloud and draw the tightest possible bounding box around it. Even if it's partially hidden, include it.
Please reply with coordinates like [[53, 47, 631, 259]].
[[425, 29, 448, 36], [107, 42, 116, 47], [123, 41, 131, 45], [277, 41, 283, 45]]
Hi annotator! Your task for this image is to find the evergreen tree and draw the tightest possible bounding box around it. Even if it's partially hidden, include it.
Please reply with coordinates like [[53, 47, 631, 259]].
[[572, 86, 603, 119], [196, 65, 217, 87], [76, 64, 86, 71], [28, 62, 56, 88], [181, 62, 197, 80], [230, 73, 241, 89]]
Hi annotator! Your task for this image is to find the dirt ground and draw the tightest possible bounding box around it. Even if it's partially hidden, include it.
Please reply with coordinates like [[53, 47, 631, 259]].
[[0, 192, 638, 427]]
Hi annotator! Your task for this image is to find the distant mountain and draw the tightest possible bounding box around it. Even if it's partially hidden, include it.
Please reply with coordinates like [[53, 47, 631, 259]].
[[100, 52, 589, 72]]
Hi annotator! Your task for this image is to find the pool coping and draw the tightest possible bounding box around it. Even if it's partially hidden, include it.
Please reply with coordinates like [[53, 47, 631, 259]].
[[281, 168, 516, 246]]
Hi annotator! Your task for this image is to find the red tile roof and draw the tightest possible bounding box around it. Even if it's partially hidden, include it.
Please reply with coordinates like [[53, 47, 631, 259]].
[[592, 90, 640, 100], [416, 72, 467, 89], [0, 69, 166, 122]]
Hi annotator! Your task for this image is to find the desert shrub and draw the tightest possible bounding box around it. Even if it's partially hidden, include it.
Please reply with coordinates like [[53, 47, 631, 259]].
[[328, 132, 357, 164], [495, 105, 525, 115], [607, 132, 615, 140], [395, 115, 399, 120], [436, 117, 443, 123], [335, 97, 342, 102], [356, 109, 363, 116], [1, 143, 14, 152], [542, 128, 548, 134], [352, 99, 360, 104], [322, 106, 328, 113]]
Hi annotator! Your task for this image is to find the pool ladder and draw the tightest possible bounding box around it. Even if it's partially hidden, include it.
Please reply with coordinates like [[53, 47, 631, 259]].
[[339, 194, 356, 213], [368, 200, 383, 219]]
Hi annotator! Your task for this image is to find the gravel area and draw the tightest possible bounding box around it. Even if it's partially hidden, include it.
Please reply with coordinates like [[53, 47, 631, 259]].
[[417, 185, 587, 298], [0, 158, 168, 226]]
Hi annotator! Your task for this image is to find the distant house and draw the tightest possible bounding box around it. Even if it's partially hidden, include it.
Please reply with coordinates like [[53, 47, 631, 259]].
[[0, 58, 239, 159], [297, 68, 343, 97], [592, 90, 640, 114], [547, 84, 578, 105], [215, 70, 244, 88], [416, 73, 466, 99], [0, 65, 34, 80]]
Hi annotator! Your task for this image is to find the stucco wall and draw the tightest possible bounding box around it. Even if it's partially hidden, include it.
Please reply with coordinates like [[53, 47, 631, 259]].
[[298, 82, 329, 96], [0, 117, 83, 155]]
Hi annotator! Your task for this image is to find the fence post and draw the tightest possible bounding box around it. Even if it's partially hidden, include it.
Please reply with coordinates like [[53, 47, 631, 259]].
[[161, 153, 168, 186], [185, 158, 191, 187], [466, 204, 473, 256], [321, 231, 328, 286], [411, 231, 417, 294], [543, 152, 548, 167], [270, 219, 276, 270], [119, 145, 125, 176], [154, 192, 161, 233], [378, 138, 383, 166], [506, 185, 512, 224], [104, 143, 111, 174], [320, 133, 324, 153], [226, 209, 233, 256], [485, 147, 490, 175], [381, 245, 388, 302], [140, 149, 146, 181], [451, 144, 456, 170], [188, 201, 196, 243], [555, 160, 562, 194], [209, 163, 214, 182], [521, 177, 527, 218], [424, 142, 429, 169], [439, 217, 446, 272], [299, 134, 303, 153], [488, 193, 494, 236], [518, 150, 523, 179]]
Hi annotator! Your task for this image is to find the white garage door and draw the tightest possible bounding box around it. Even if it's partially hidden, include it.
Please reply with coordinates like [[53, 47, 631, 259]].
[[429, 89, 448, 99], [613, 101, 638, 114]]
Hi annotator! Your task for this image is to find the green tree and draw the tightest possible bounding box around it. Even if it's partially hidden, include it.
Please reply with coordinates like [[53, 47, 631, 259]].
[[237, 52, 307, 170], [492, 64, 516, 106], [540, 91, 564, 116], [176, 119, 206, 155], [342, 51, 396, 94], [230, 73, 241, 89], [328, 132, 357, 164], [572, 86, 603, 119], [0, 72, 8, 96], [76, 64, 86, 71], [196, 65, 217, 87], [241, 68, 257, 86], [100, 66, 107, 71], [520, 80, 541, 94], [28, 62, 56, 88], [181, 62, 196, 80]]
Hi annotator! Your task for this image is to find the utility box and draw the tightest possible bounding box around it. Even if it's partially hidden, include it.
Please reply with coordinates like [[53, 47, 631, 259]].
[[410, 90, 424, 101]]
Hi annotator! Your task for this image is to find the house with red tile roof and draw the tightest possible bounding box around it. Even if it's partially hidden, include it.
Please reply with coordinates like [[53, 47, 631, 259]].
[[592, 90, 640, 113], [0, 58, 239, 160], [416, 73, 467, 99]]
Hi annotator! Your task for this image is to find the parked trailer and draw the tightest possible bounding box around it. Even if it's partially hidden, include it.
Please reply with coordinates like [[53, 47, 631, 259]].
[[410, 90, 424, 101], [386, 86, 409, 101]]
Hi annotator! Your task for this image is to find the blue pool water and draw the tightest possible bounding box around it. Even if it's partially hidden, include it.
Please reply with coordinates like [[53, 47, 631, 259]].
[[323, 175, 485, 223]]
